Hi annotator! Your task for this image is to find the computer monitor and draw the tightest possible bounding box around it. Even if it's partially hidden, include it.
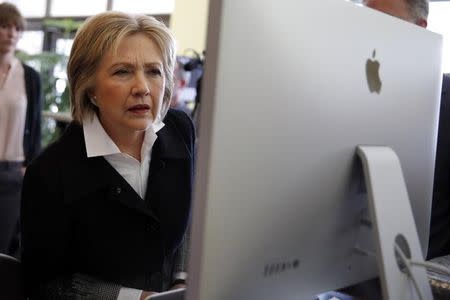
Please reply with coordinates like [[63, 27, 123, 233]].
[[187, 0, 443, 299]]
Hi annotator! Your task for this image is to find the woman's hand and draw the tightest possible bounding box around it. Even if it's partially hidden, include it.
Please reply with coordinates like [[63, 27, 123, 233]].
[[140, 290, 158, 300], [140, 283, 186, 299], [170, 283, 186, 290]]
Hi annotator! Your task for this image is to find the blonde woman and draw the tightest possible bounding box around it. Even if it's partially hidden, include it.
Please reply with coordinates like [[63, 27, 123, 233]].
[[21, 12, 194, 300]]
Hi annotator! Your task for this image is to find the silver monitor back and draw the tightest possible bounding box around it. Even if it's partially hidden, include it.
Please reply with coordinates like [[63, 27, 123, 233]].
[[187, 0, 443, 299]]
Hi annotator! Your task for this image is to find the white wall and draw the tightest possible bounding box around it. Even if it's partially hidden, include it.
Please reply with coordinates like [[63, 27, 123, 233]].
[[170, 0, 209, 55]]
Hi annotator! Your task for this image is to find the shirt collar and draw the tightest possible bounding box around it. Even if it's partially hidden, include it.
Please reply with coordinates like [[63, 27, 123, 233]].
[[83, 114, 165, 158]]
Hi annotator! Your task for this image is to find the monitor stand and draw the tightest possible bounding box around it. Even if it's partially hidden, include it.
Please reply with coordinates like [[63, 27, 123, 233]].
[[356, 145, 432, 300]]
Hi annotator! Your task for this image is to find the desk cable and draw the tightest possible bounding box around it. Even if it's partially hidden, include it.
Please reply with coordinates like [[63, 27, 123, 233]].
[[394, 242, 450, 300], [394, 243, 425, 300]]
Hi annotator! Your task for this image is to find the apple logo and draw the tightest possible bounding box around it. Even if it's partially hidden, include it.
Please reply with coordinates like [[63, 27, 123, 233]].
[[366, 49, 382, 94]]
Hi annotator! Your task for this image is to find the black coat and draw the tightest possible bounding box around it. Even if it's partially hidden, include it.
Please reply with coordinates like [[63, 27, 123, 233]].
[[21, 109, 195, 299], [23, 63, 42, 166], [429, 74, 450, 259]]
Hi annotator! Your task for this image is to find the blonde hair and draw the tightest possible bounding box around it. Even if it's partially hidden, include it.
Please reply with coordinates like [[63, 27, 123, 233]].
[[0, 2, 26, 31], [67, 11, 176, 123]]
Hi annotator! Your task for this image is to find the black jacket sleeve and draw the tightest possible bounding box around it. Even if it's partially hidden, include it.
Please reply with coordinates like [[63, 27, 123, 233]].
[[21, 151, 121, 300], [23, 64, 43, 166]]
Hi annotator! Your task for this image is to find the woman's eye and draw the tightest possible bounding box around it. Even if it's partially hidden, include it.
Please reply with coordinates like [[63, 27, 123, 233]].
[[147, 68, 162, 76], [114, 69, 130, 76]]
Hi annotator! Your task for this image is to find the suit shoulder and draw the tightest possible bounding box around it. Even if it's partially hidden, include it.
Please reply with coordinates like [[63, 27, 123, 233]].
[[443, 74, 450, 89], [442, 74, 450, 101], [166, 108, 192, 125], [27, 122, 84, 171], [27, 137, 64, 173], [165, 109, 196, 147], [166, 109, 195, 132]]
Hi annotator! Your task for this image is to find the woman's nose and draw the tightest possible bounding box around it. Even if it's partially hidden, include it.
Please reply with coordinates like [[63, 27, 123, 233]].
[[131, 73, 150, 97]]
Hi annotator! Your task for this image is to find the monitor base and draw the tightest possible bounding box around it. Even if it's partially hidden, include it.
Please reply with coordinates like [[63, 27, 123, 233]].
[[356, 145, 432, 300]]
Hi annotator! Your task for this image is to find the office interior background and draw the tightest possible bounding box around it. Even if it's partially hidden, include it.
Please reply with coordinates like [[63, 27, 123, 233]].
[[2, 0, 209, 146], [2, 0, 450, 146], [0, 1, 449, 299]]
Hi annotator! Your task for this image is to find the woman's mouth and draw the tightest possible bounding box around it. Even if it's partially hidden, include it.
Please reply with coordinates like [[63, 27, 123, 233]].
[[127, 104, 151, 115]]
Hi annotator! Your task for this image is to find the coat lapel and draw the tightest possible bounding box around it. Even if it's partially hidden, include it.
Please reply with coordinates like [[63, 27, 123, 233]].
[[61, 111, 194, 256], [143, 119, 193, 252], [101, 159, 160, 223], [144, 122, 192, 204], [61, 123, 159, 223], [138, 122, 186, 215], [61, 114, 193, 226]]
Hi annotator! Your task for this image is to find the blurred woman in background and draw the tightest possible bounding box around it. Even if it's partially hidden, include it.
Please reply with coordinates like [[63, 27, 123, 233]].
[[0, 2, 42, 258]]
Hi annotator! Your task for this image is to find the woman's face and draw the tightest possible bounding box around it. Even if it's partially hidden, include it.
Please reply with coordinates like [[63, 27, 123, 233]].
[[0, 24, 19, 55], [92, 33, 166, 137]]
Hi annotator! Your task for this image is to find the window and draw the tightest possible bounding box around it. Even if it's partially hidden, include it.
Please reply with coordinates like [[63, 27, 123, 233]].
[[17, 31, 44, 54], [112, 0, 175, 14], [1, 0, 46, 17], [428, 2, 450, 73], [50, 0, 108, 17]]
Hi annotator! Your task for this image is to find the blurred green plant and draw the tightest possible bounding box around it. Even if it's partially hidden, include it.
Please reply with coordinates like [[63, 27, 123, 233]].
[[44, 18, 83, 36], [16, 51, 69, 110], [16, 18, 82, 147], [17, 50, 70, 147]]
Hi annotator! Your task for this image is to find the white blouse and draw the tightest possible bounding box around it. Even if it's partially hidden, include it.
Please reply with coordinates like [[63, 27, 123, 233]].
[[83, 113, 165, 199], [0, 58, 27, 162]]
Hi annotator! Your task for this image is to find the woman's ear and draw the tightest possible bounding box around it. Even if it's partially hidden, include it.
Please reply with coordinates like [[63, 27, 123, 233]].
[[87, 89, 98, 106], [90, 96, 98, 106]]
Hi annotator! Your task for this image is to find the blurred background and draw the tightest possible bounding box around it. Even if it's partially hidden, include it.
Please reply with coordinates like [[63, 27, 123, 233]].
[[3, 0, 209, 147], [2, 0, 450, 148]]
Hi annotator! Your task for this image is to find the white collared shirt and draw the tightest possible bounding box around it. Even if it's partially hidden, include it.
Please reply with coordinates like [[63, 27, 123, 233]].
[[82, 114, 164, 300], [83, 114, 164, 199], [0, 58, 27, 162]]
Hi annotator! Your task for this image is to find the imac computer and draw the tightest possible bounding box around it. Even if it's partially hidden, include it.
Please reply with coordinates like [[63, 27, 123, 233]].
[[187, 0, 443, 299]]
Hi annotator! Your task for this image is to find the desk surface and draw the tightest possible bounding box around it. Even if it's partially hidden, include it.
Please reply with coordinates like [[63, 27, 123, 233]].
[[322, 255, 450, 300]]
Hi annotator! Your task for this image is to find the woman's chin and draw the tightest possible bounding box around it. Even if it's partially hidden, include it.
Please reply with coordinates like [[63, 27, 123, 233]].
[[125, 118, 154, 132]]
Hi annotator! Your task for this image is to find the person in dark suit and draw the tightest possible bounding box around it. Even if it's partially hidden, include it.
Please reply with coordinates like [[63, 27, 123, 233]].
[[20, 11, 194, 300], [0, 2, 42, 258], [429, 73, 450, 259]]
